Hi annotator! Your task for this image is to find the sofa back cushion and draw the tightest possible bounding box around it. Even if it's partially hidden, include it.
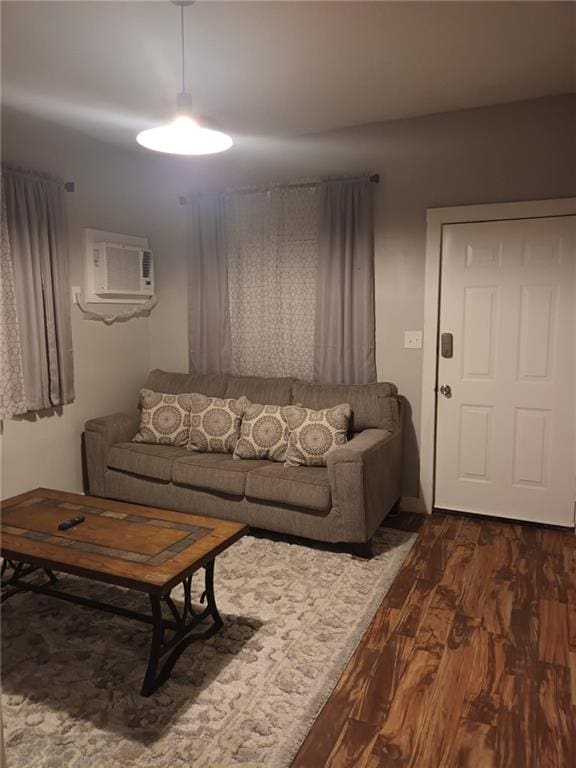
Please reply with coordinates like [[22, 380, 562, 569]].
[[145, 370, 228, 398], [291, 380, 399, 432], [224, 375, 294, 406]]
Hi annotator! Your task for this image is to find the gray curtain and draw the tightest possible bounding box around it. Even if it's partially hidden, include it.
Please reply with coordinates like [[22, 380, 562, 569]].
[[187, 193, 232, 374], [314, 179, 376, 384], [2, 167, 74, 411]]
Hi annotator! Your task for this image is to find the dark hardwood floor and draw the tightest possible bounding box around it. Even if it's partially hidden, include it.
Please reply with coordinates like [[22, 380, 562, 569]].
[[292, 510, 576, 768]]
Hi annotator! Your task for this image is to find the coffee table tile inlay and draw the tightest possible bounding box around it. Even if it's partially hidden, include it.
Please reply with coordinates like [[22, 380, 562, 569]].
[[1, 488, 247, 695]]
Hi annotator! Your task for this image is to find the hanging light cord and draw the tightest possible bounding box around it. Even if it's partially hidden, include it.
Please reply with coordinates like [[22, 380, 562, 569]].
[[180, 3, 186, 93]]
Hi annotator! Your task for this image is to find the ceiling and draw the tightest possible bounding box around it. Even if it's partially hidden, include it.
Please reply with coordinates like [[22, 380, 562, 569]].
[[2, 1, 575, 149]]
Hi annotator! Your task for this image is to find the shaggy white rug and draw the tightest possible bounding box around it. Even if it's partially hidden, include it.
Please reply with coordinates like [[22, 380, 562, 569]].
[[1, 527, 415, 768]]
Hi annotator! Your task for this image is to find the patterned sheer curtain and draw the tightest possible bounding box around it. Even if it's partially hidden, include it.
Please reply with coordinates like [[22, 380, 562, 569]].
[[0, 182, 26, 419], [225, 185, 320, 379], [1, 166, 75, 414]]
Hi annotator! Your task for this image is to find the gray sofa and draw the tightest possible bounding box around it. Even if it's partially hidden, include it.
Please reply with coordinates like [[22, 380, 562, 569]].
[[84, 370, 402, 555]]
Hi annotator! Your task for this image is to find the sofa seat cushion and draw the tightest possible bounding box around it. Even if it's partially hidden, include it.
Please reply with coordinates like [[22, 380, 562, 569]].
[[245, 464, 331, 512], [173, 453, 270, 496], [107, 443, 189, 481]]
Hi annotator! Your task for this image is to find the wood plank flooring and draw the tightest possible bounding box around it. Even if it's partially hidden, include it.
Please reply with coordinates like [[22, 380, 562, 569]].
[[292, 511, 576, 768]]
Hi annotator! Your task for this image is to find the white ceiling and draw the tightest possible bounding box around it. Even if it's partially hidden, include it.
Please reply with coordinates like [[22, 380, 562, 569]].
[[2, 1, 575, 148]]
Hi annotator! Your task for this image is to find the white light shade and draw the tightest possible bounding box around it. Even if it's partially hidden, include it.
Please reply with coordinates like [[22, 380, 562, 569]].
[[136, 116, 233, 155]]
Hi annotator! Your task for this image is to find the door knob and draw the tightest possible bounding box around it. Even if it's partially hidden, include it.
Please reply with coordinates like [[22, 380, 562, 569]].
[[439, 384, 452, 398]]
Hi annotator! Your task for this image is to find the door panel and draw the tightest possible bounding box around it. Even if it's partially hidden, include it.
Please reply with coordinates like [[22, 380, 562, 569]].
[[512, 407, 549, 488], [435, 216, 575, 526], [462, 286, 498, 379], [517, 286, 556, 380], [458, 405, 493, 481]]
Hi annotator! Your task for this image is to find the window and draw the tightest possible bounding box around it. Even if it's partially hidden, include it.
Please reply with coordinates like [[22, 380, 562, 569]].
[[226, 185, 320, 379], [187, 177, 376, 384]]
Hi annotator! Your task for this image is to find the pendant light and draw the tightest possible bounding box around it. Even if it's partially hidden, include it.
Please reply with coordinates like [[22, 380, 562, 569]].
[[136, 1, 232, 155]]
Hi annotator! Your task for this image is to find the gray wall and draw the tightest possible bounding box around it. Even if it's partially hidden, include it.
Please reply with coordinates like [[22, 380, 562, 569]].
[[148, 95, 576, 498], [2, 95, 574, 500]]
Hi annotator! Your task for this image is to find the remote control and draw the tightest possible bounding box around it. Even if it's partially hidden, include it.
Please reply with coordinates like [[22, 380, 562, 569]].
[[58, 515, 86, 531]]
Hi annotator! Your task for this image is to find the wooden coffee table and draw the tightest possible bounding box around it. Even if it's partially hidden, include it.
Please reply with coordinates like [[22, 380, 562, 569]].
[[1, 488, 247, 695]]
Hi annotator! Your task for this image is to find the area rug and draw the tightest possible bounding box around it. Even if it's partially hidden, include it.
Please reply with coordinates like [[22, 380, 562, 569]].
[[1, 527, 415, 768]]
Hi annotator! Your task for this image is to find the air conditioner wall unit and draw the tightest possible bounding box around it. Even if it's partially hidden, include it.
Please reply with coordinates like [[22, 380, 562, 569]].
[[84, 229, 154, 304]]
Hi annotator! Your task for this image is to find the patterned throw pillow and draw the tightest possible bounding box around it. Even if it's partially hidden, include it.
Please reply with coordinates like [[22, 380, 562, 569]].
[[133, 389, 192, 446], [187, 395, 248, 454], [234, 403, 290, 462], [283, 403, 351, 467]]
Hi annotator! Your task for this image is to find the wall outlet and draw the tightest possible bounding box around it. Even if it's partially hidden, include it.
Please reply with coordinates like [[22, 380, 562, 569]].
[[404, 330, 422, 349]]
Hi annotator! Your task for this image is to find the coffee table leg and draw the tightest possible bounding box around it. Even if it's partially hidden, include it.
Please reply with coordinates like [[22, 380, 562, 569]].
[[203, 559, 223, 630], [141, 559, 223, 697], [1, 561, 58, 602], [141, 596, 165, 696]]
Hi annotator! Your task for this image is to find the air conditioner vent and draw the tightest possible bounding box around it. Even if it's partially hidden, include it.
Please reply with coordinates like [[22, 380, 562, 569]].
[[142, 250, 152, 279], [104, 245, 141, 292]]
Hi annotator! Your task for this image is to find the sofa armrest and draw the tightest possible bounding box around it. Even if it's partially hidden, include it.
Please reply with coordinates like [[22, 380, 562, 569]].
[[84, 411, 140, 496], [327, 427, 402, 543]]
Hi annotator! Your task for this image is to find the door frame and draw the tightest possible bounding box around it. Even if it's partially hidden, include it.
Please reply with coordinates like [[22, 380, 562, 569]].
[[420, 197, 576, 514]]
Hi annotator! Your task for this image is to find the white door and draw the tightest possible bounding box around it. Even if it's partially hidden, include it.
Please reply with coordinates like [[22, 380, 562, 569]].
[[435, 215, 576, 526]]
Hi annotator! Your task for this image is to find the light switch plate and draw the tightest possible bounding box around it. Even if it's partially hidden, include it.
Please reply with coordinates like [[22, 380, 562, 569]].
[[404, 330, 422, 349], [71, 285, 81, 303]]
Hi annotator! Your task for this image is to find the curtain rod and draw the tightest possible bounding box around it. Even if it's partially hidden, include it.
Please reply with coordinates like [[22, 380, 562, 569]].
[[2, 163, 75, 191], [178, 173, 379, 206], [248, 173, 380, 192]]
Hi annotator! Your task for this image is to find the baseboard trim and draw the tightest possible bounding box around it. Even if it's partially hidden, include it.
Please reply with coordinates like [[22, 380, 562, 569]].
[[400, 495, 428, 514]]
